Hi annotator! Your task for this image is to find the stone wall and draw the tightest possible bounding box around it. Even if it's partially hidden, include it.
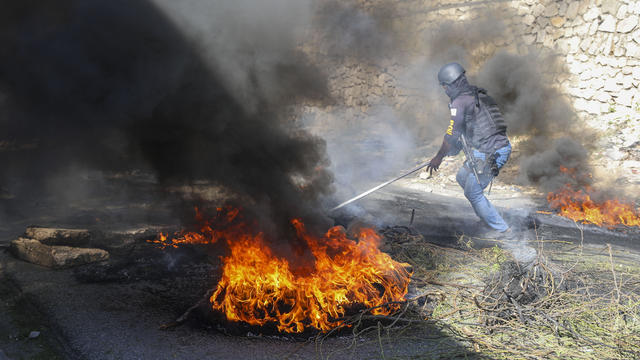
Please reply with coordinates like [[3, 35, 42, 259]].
[[516, 0, 639, 117], [310, 0, 639, 121]]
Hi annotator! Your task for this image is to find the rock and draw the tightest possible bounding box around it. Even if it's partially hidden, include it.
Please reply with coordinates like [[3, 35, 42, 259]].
[[28, 331, 40, 339], [587, 78, 605, 89], [604, 78, 618, 92], [579, 37, 591, 51], [626, 41, 640, 57], [601, 0, 620, 15], [532, 4, 545, 17], [543, 3, 559, 17], [551, 17, 566, 27], [523, 14, 535, 26], [583, 7, 600, 22], [10, 237, 109, 269], [616, 5, 628, 19], [599, 15, 617, 32], [567, 36, 581, 52], [523, 34, 536, 45], [25, 227, 90, 246], [617, 15, 638, 33], [604, 148, 626, 161], [588, 19, 599, 35], [594, 91, 611, 103], [616, 90, 635, 106], [559, 2, 568, 16], [566, 1, 580, 19], [574, 98, 604, 114], [600, 33, 614, 54]]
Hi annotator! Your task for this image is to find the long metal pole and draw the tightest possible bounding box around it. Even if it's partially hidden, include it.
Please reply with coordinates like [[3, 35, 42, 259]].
[[330, 160, 431, 212]]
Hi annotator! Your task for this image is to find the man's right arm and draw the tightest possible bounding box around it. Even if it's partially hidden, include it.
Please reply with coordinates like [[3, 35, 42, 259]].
[[426, 98, 468, 175]]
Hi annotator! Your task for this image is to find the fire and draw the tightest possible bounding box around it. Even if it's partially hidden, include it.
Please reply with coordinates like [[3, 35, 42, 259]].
[[149, 207, 238, 248], [547, 186, 640, 227], [153, 207, 412, 333]]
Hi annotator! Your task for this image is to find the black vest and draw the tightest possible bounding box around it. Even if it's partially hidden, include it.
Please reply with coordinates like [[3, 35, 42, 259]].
[[464, 89, 508, 153]]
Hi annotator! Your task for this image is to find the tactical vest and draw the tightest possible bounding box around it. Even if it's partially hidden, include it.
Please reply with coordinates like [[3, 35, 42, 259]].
[[464, 89, 507, 153]]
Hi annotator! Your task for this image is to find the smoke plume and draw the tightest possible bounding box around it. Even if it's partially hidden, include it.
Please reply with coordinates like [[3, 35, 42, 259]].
[[0, 0, 334, 239]]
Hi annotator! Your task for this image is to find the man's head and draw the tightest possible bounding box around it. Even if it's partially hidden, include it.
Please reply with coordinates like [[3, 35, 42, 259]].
[[437, 62, 465, 87], [437, 62, 471, 100]]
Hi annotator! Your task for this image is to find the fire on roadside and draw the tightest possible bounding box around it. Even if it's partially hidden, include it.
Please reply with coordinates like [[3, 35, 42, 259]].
[[541, 166, 640, 227], [546, 185, 640, 227], [150, 207, 412, 333]]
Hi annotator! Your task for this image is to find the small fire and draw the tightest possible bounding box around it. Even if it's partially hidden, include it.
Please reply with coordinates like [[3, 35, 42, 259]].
[[547, 186, 640, 227], [152, 207, 412, 333]]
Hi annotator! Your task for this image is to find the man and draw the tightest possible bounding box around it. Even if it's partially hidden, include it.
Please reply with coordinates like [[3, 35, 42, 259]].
[[426, 62, 513, 238]]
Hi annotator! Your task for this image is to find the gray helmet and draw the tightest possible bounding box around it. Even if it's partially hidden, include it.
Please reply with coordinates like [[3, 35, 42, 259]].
[[437, 62, 465, 85]]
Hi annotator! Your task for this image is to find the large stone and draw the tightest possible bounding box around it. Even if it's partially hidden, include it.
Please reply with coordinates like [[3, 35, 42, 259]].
[[617, 15, 639, 33], [25, 227, 91, 246], [588, 78, 605, 89], [622, 76, 634, 89], [600, 33, 614, 54], [543, 3, 559, 17], [594, 91, 611, 103], [567, 36, 581, 53], [599, 15, 617, 32], [532, 3, 546, 16], [589, 19, 599, 35], [616, 90, 635, 106], [551, 16, 566, 27], [626, 41, 640, 57], [616, 5, 628, 19], [614, 44, 626, 56], [601, 0, 620, 15], [579, 37, 591, 51], [603, 77, 618, 91], [566, 1, 580, 19], [523, 14, 535, 25], [537, 16, 550, 28], [583, 7, 600, 21], [574, 98, 605, 114], [559, 2, 568, 16], [10, 237, 109, 269], [523, 34, 536, 45]]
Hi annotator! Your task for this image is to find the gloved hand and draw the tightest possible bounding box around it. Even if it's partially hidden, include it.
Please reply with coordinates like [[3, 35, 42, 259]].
[[426, 155, 443, 176]]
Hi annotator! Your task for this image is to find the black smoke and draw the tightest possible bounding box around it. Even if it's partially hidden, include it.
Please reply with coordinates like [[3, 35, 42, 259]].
[[476, 51, 593, 192], [0, 1, 333, 238]]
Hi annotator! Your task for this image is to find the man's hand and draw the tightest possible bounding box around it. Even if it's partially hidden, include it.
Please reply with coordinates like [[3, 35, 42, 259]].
[[426, 155, 443, 176]]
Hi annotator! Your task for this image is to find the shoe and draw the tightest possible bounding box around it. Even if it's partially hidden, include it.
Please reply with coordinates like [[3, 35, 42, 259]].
[[483, 227, 516, 240], [498, 227, 517, 240]]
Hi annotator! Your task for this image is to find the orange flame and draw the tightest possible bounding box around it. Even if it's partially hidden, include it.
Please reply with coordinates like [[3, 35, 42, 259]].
[[153, 208, 412, 333], [547, 186, 640, 227], [148, 207, 239, 248]]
